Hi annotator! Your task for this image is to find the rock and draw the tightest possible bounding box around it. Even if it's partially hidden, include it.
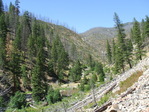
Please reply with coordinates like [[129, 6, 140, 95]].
[[109, 110, 117, 112], [42, 101, 48, 106], [143, 107, 149, 112], [106, 67, 149, 112], [106, 104, 121, 112]]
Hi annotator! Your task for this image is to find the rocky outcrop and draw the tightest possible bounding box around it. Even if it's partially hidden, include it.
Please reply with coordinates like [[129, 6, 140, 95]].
[[106, 68, 149, 112]]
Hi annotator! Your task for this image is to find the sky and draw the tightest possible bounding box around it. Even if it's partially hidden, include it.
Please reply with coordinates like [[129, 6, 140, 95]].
[[4, 0, 149, 33]]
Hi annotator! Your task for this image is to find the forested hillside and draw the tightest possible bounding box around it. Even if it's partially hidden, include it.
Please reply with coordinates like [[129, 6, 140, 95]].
[[0, 0, 103, 111], [0, 0, 149, 112]]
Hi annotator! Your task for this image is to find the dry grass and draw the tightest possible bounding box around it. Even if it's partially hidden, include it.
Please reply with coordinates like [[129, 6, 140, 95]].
[[116, 71, 143, 94], [61, 82, 80, 88], [146, 52, 149, 56], [60, 88, 78, 97]]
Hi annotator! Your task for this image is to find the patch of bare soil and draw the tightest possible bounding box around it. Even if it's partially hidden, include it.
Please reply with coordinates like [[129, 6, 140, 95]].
[[61, 82, 80, 88]]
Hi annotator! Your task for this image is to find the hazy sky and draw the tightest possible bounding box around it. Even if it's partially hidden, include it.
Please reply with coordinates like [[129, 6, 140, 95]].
[[4, 0, 149, 33]]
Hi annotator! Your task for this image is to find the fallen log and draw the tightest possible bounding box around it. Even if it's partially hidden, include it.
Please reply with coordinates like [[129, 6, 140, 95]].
[[104, 83, 117, 95], [94, 101, 112, 112], [121, 88, 136, 98]]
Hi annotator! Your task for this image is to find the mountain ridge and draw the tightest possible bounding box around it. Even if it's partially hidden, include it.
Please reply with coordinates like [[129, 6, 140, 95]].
[[79, 22, 133, 60], [46, 22, 101, 61], [80, 22, 133, 38]]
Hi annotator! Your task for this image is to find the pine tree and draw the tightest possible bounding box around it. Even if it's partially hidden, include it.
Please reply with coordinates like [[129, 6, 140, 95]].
[[57, 43, 69, 74], [8, 2, 15, 30], [114, 44, 123, 73], [13, 0, 20, 36], [88, 54, 93, 68], [47, 60, 54, 76], [95, 63, 100, 75], [13, 24, 22, 51], [95, 62, 105, 82], [145, 16, 149, 38], [46, 86, 62, 104], [130, 29, 134, 42], [21, 11, 31, 51], [31, 65, 41, 102], [8, 91, 26, 109], [106, 40, 112, 64], [9, 50, 21, 92], [114, 13, 126, 72], [4, 6, 9, 28], [51, 35, 69, 80], [133, 18, 144, 60], [31, 23, 47, 102], [0, 0, 4, 15], [125, 39, 133, 68], [87, 54, 95, 70], [15, 0, 20, 16], [69, 60, 82, 82], [0, 14, 7, 69], [79, 80, 85, 91], [27, 19, 38, 60], [112, 39, 116, 63], [70, 43, 77, 60], [21, 64, 29, 90], [51, 37, 58, 64], [27, 19, 47, 67], [32, 62, 45, 102], [141, 19, 146, 41]]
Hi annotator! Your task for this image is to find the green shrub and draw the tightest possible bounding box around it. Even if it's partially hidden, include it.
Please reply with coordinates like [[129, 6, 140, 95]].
[[92, 74, 97, 82], [79, 81, 85, 91], [110, 75, 113, 80], [103, 67, 110, 73], [53, 90, 62, 103], [84, 93, 111, 109], [82, 75, 88, 84], [0, 96, 4, 107], [46, 86, 62, 104], [97, 93, 111, 106], [84, 84, 91, 91], [8, 91, 26, 109]]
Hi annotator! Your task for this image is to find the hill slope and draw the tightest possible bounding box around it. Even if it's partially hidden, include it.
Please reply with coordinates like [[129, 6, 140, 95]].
[[80, 22, 133, 60], [45, 23, 100, 61]]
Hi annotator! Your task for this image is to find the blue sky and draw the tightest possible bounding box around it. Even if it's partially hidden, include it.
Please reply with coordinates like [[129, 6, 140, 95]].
[[4, 0, 149, 33]]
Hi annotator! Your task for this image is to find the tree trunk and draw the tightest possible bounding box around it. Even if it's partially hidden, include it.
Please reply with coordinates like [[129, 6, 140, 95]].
[[122, 64, 125, 72], [140, 55, 142, 60], [128, 61, 132, 68], [13, 74, 16, 93]]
